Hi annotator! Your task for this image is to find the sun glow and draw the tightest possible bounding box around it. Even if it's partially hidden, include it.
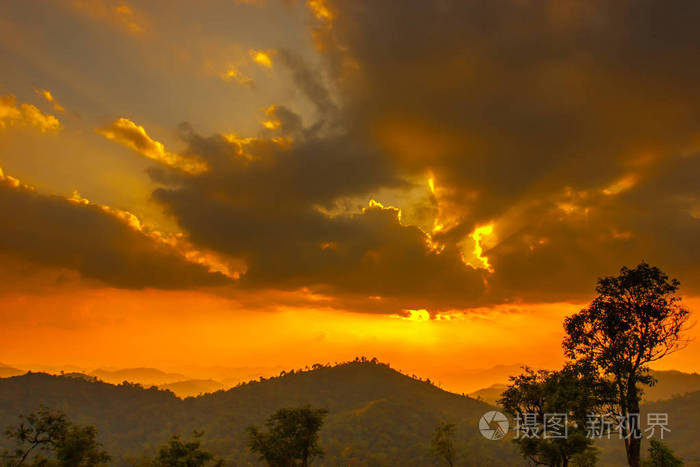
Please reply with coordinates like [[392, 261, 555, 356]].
[[461, 224, 495, 272]]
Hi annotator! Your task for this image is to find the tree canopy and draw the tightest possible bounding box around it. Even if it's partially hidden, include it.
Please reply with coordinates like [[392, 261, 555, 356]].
[[563, 263, 690, 467], [247, 406, 327, 467], [499, 365, 610, 467], [641, 440, 683, 467], [1, 406, 110, 467], [430, 422, 456, 467], [150, 432, 222, 467]]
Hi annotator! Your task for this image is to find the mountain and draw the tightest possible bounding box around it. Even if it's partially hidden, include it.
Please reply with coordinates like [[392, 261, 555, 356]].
[[90, 367, 187, 386], [594, 390, 700, 467], [468, 369, 700, 407], [0, 363, 23, 378], [639, 390, 700, 466], [158, 379, 224, 398], [468, 383, 508, 406], [645, 370, 700, 402], [0, 361, 522, 466], [434, 363, 529, 393]]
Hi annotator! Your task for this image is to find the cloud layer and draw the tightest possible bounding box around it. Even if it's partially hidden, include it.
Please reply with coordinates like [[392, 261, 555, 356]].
[[0, 170, 228, 289], [1, 0, 699, 312]]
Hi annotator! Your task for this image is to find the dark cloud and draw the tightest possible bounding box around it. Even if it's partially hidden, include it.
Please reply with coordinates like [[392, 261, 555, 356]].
[[325, 3, 691, 192], [306, 0, 700, 300], [150, 122, 486, 310], [276, 49, 339, 125], [485, 154, 700, 300], [145, 0, 700, 308], [0, 178, 229, 289]]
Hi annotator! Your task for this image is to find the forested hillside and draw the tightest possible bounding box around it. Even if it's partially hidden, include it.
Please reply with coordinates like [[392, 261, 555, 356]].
[[0, 361, 522, 466]]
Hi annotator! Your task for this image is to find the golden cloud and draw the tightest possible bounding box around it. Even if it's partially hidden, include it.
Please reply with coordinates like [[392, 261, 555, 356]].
[[97, 118, 208, 174], [68, 190, 242, 280], [34, 89, 65, 112], [0, 94, 61, 133]]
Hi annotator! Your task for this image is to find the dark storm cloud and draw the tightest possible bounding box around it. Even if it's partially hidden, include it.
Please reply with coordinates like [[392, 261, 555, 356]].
[[150, 122, 487, 310], [147, 0, 700, 308], [0, 178, 229, 289], [486, 154, 700, 300], [318, 0, 700, 202], [305, 0, 700, 299]]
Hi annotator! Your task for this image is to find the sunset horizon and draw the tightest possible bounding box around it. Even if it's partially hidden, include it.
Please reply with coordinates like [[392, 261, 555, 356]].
[[2, 1, 700, 465]]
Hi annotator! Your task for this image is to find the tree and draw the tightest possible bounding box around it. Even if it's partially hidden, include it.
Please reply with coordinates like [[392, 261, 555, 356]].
[[247, 406, 328, 467], [151, 432, 222, 467], [430, 422, 456, 467], [641, 440, 683, 467], [54, 425, 111, 466], [563, 263, 690, 467], [499, 365, 612, 467], [1, 406, 110, 467]]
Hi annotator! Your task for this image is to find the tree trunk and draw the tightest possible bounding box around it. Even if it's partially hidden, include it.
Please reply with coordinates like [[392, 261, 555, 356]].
[[625, 383, 642, 467]]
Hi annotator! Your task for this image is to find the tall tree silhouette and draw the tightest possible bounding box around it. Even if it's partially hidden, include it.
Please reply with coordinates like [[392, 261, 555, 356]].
[[247, 406, 327, 467], [563, 263, 690, 467]]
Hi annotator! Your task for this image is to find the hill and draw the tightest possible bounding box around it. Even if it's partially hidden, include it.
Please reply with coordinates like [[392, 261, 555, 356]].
[[437, 363, 528, 394], [469, 368, 700, 406], [635, 389, 700, 466], [0, 363, 23, 378], [0, 361, 522, 466], [158, 379, 224, 398], [594, 389, 700, 467], [645, 370, 700, 402], [90, 367, 187, 386], [468, 383, 508, 406]]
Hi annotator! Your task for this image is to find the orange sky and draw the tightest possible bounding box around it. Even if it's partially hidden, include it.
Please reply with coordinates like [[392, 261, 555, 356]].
[[1, 286, 697, 393], [1, 0, 700, 393]]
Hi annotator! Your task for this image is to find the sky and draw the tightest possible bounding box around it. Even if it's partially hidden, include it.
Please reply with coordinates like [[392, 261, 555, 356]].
[[1, 0, 699, 390]]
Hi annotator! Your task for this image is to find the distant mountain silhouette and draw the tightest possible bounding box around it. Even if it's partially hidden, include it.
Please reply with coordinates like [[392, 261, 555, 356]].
[[434, 363, 530, 393], [468, 383, 508, 405], [645, 370, 700, 402], [90, 367, 187, 386], [0, 360, 522, 466], [468, 369, 700, 406], [0, 363, 23, 378], [591, 389, 700, 466], [637, 389, 700, 465], [158, 379, 225, 397]]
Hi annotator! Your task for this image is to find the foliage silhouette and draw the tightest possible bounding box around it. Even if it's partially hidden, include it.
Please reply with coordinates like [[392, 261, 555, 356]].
[[641, 440, 683, 467], [563, 263, 690, 467], [430, 422, 456, 467], [499, 365, 611, 467], [247, 406, 327, 467], [1, 406, 109, 466], [149, 432, 222, 467]]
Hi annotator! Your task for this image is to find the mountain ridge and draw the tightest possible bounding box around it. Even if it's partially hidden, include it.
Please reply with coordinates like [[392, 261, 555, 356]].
[[0, 360, 521, 466]]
